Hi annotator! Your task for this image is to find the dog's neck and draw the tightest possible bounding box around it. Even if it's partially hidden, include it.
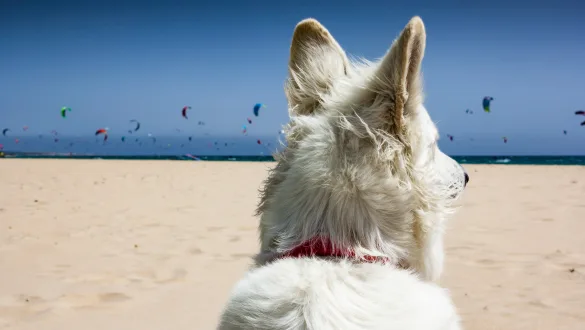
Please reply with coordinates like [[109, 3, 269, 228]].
[[261, 237, 408, 268]]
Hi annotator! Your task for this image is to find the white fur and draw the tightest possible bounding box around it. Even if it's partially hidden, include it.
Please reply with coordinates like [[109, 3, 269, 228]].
[[218, 16, 468, 330]]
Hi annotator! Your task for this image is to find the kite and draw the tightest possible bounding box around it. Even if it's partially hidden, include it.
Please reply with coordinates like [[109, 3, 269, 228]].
[[2, 128, 10, 136], [130, 119, 140, 132], [576, 110, 585, 126], [95, 128, 108, 141], [482, 97, 494, 113], [182, 106, 192, 119], [253, 103, 265, 117], [61, 107, 72, 118]]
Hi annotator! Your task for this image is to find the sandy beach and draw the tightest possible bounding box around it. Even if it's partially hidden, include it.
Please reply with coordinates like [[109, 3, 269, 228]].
[[0, 159, 584, 330]]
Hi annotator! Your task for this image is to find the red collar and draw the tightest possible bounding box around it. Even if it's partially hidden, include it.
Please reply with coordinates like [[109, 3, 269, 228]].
[[275, 237, 393, 264]]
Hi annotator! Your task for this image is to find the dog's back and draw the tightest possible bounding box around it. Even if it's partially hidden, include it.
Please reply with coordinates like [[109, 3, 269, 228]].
[[219, 259, 461, 329], [218, 16, 468, 330]]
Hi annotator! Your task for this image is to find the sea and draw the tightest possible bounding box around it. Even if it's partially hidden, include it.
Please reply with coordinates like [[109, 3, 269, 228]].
[[0, 136, 584, 165], [2, 154, 585, 165]]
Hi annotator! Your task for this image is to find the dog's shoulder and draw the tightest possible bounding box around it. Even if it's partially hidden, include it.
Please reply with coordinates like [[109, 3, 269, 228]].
[[218, 259, 461, 330]]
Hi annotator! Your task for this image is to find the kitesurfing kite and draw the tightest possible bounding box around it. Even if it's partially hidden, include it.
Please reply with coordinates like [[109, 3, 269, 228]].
[[576, 110, 585, 126], [95, 128, 108, 141], [253, 103, 265, 117], [182, 106, 191, 119], [465, 109, 473, 114], [129, 119, 140, 132], [482, 97, 494, 113], [61, 107, 72, 118], [2, 128, 10, 136]]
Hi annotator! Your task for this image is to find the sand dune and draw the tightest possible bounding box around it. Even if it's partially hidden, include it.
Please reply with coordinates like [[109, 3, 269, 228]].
[[0, 159, 583, 329]]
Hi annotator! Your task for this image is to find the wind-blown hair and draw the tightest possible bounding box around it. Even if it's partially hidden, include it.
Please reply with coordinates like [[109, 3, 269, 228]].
[[254, 17, 466, 281]]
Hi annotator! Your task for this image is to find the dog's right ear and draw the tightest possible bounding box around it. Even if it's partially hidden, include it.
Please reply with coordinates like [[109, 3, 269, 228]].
[[285, 18, 349, 116]]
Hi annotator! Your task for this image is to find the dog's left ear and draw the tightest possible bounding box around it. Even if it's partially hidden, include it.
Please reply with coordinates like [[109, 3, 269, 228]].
[[285, 18, 349, 117], [362, 16, 426, 133]]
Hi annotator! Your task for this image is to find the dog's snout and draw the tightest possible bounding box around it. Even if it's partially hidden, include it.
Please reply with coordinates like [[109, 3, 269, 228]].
[[464, 172, 469, 187]]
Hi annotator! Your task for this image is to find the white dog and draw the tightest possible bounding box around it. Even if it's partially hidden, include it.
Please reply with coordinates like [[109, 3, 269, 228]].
[[218, 16, 469, 330]]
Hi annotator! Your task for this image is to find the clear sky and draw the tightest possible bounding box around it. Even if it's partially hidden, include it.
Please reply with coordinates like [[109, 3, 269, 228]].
[[1, 0, 584, 156]]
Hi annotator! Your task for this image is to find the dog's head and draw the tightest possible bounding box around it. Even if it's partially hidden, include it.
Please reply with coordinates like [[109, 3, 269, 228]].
[[257, 17, 468, 281]]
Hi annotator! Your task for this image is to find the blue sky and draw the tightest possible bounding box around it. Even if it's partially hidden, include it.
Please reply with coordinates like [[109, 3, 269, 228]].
[[1, 0, 584, 155]]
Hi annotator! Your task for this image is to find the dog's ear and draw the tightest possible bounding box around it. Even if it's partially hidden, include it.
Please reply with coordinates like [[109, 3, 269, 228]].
[[285, 18, 349, 116], [361, 16, 426, 133]]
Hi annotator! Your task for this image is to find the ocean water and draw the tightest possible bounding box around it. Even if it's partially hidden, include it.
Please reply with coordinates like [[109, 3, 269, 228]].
[[0, 136, 279, 157], [1, 136, 584, 165], [453, 155, 585, 165], [2, 153, 584, 166]]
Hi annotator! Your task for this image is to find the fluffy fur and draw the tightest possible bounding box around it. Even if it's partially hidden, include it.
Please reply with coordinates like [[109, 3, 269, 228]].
[[218, 16, 469, 330]]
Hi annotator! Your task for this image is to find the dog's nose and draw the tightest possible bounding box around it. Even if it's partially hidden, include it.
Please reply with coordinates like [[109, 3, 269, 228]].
[[464, 172, 469, 187]]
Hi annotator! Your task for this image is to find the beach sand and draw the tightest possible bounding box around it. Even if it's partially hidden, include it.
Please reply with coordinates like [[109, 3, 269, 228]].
[[0, 159, 583, 330]]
